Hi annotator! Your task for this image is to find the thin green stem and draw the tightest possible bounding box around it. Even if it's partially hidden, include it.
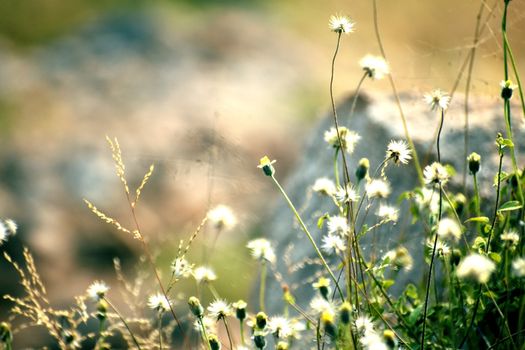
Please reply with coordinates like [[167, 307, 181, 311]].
[[259, 261, 267, 312], [158, 312, 163, 350], [372, 0, 424, 185], [103, 297, 142, 349], [271, 175, 344, 300], [222, 318, 234, 350], [240, 319, 245, 346], [198, 317, 213, 350], [348, 72, 368, 123]]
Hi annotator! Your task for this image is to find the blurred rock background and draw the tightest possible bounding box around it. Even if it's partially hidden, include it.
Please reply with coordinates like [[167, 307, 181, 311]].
[[0, 0, 523, 347]]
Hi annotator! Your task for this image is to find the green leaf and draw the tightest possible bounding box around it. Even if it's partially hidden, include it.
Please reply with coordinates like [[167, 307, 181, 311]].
[[498, 200, 522, 212], [465, 216, 490, 224], [317, 213, 329, 229], [404, 283, 418, 300], [489, 252, 501, 264], [382, 279, 395, 289]]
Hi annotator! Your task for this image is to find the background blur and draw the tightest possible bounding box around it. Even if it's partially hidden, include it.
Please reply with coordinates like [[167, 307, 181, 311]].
[[0, 0, 524, 347]]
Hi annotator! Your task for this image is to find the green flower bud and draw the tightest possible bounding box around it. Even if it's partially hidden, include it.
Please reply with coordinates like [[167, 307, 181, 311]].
[[467, 152, 481, 175], [0, 322, 12, 343], [256, 312, 268, 330], [208, 334, 221, 350], [188, 296, 204, 318], [233, 300, 247, 321], [356, 158, 370, 181], [339, 302, 352, 325], [253, 333, 267, 349]]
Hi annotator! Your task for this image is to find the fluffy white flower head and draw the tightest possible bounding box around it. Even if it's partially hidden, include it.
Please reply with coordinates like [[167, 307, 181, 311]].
[[193, 266, 217, 283], [360, 331, 388, 350], [457, 254, 496, 284], [324, 127, 361, 154], [247, 238, 276, 264], [427, 238, 451, 258], [207, 205, 237, 231], [384, 246, 413, 271], [376, 204, 398, 222], [386, 140, 411, 165], [171, 258, 193, 279], [424, 89, 450, 110], [322, 234, 347, 255], [87, 281, 109, 301], [148, 293, 171, 312], [310, 296, 334, 315], [437, 218, 462, 241], [268, 316, 293, 338], [424, 162, 449, 185], [500, 230, 519, 247], [0, 222, 7, 245], [207, 299, 233, 320], [312, 178, 337, 196], [3, 219, 17, 236], [335, 185, 360, 203], [512, 257, 525, 277], [366, 179, 391, 199], [360, 55, 389, 80], [329, 15, 355, 34], [327, 215, 349, 236], [355, 315, 374, 334]]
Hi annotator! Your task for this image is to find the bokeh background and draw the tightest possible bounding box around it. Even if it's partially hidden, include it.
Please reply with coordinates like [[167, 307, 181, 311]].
[[0, 0, 524, 347]]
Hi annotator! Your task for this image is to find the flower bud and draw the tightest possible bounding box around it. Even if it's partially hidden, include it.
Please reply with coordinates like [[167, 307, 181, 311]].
[[276, 341, 289, 350], [257, 156, 276, 176], [356, 158, 370, 181], [188, 296, 204, 318], [321, 311, 337, 339], [233, 300, 247, 321], [467, 152, 481, 175], [0, 322, 12, 343], [97, 299, 108, 320], [339, 302, 352, 325], [253, 333, 267, 349], [256, 312, 268, 330], [208, 334, 221, 350], [383, 329, 397, 349]]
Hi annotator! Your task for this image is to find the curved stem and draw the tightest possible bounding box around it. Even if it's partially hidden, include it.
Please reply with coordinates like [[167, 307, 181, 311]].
[[198, 317, 213, 350], [259, 261, 267, 312], [104, 297, 142, 349], [158, 312, 163, 350], [222, 318, 234, 350], [348, 73, 368, 123], [271, 175, 344, 300]]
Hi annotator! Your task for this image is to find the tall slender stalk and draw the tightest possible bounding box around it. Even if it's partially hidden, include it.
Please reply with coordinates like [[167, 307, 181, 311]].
[[103, 297, 142, 349], [259, 261, 267, 312]]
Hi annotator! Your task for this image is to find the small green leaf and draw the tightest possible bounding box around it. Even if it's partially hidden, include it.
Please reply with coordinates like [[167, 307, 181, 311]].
[[404, 283, 418, 300], [465, 216, 490, 224], [489, 252, 501, 264], [498, 200, 522, 212], [317, 213, 329, 229], [382, 279, 395, 289]]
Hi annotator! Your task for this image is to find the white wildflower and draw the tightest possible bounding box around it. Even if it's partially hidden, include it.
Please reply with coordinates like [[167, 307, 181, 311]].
[[426, 238, 451, 257], [247, 238, 276, 264], [376, 204, 398, 222], [416, 187, 440, 213], [3, 219, 17, 236], [457, 254, 496, 284], [207, 299, 233, 320], [500, 230, 519, 248], [437, 218, 462, 241], [268, 316, 293, 338], [329, 15, 355, 34], [86, 281, 109, 301], [324, 127, 361, 154], [386, 140, 411, 165], [327, 215, 349, 236], [193, 266, 217, 283], [194, 316, 217, 335], [322, 234, 347, 255], [384, 246, 413, 271], [335, 185, 360, 203], [360, 331, 388, 350], [171, 258, 193, 279], [312, 178, 337, 196], [512, 257, 525, 277], [360, 55, 389, 80], [207, 205, 237, 231], [289, 320, 306, 340], [355, 315, 374, 333], [424, 89, 450, 110], [148, 293, 171, 312], [0, 222, 7, 245], [423, 162, 449, 185], [366, 179, 391, 199], [310, 296, 334, 315]]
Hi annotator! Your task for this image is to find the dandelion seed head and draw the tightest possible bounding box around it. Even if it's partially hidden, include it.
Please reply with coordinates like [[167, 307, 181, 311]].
[[148, 293, 171, 312], [207, 205, 237, 231], [312, 177, 337, 196], [384, 246, 413, 271], [366, 179, 391, 199], [355, 315, 374, 333], [329, 15, 355, 34], [457, 254, 496, 284], [207, 299, 233, 320], [0, 222, 7, 244], [310, 296, 335, 315], [87, 281, 109, 301], [335, 185, 360, 203], [247, 238, 276, 264], [360, 331, 388, 350], [500, 230, 519, 248], [3, 219, 17, 236], [424, 89, 450, 110], [386, 140, 411, 165], [193, 266, 217, 283], [360, 55, 389, 80], [268, 316, 293, 338], [324, 127, 361, 154], [171, 257, 193, 279]]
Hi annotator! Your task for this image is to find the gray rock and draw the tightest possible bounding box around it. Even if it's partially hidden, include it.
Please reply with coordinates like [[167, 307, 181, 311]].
[[263, 91, 525, 315]]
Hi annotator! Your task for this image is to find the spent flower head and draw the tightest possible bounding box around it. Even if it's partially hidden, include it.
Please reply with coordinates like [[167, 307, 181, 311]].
[[360, 54, 389, 80], [247, 238, 276, 264], [322, 234, 347, 255], [0, 222, 7, 245], [327, 215, 349, 236], [328, 15, 355, 34], [87, 281, 109, 301], [335, 184, 360, 203], [376, 204, 399, 223], [268, 316, 293, 339], [312, 177, 337, 196], [148, 293, 171, 312], [193, 266, 217, 283], [366, 179, 391, 199], [456, 254, 496, 283], [384, 246, 413, 271], [2, 219, 17, 236], [171, 257, 193, 279], [324, 126, 361, 154], [386, 140, 412, 165], [207, 205, 237, 231], [424, 89, 450, 110], [437, 218, 462, 241], [500, 79, 518, 100], [500, 230, 519, 248], [355, 315, 374, 334], [512, 257, 525, 277], [207, 299, 233, 320]]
